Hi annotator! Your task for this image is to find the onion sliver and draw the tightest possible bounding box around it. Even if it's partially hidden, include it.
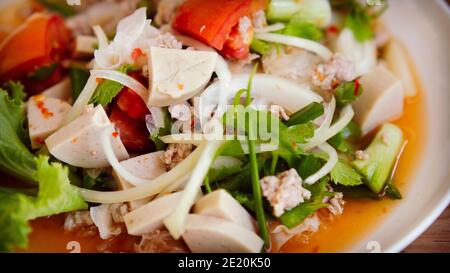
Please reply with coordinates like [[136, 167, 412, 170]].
[[77, 142, 208, 203], [164, 140, 224, 239], [254, 33, 332, 60], [254, 23, 285, 33], [200, 74, 323, 122], [304, 142, 338, 184], [313, 97, 335, 140], [101, 127, 148, 186], [302, 105, 354, 151], [92, 25, 109, 50], [62, 75, 98, 126], [90, 69, 148, 100]]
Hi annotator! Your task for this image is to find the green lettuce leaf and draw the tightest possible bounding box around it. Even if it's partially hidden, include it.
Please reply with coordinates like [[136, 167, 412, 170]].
[[0, 156, 88, 252], [0, 90, 36, 182]]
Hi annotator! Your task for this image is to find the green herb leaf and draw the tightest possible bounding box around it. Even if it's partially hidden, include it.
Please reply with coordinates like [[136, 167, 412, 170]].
[[335, 80, 363, 106], [69, 67, 89, 101], [149, 108, 172, 151], [297, 154, 325, 179], [285, 102, 324, 126], [27, 64, 58, 81], [330, 160, 364, 186], [89, 65, 136, 106]]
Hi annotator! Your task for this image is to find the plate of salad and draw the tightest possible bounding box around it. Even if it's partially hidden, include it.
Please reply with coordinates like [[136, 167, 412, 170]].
[[0, 0, 448, 253]]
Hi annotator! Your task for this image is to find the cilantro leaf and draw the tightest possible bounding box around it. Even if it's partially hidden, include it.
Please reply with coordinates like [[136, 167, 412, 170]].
[[89, 65, 136, 106], [27, 64, 58, 81], [330, 160, 364, 186]]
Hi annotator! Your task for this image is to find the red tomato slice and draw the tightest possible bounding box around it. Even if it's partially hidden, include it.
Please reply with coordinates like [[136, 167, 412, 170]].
[[221, 21, 253, 60], [173, 0, 252, 50], [109, 105, 154, 153], [116, 87, 150, 120], [116, 71, 150, 120], [0, 13, 70, 93]]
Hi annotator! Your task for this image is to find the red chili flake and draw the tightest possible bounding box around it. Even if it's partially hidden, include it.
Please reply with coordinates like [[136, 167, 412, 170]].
[[131, 48, 146, 61], [33, 137, 45, 145], [112, 131, 119, 138], [354, 79, 361, 96], [96, 78, 104, 84], [35, 98, 54, 119], [327, 25, 340, 34]]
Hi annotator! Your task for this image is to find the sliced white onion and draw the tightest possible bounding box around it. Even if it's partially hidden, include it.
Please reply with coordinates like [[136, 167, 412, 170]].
[[77, 142, 208, 203], [254, 33, 332, 61], [101, 127, 149, 186], [171, 31, 215, 52], [164, 140, 224, 239], [301, 105, 354, 151], [90, 69, 148, 100], [62, 75, 98, 126], [92, 25, 109, 50], [304, 142, 338, 184], [254, 23, 285, 33], [312, 97, 335, 141], [157, 172, 192, 198], [199, 74, 323, 123]]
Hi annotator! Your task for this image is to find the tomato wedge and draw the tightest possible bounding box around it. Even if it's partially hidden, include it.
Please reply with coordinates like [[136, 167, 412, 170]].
[[116, 71, 150, 120], [109, 105, 154, 153], [0, 13, 70, 94], [116, 87, 150, 120], [173, 0, 252, 51]]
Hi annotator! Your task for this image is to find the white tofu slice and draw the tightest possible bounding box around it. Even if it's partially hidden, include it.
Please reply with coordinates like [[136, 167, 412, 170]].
[[45, 105, 129, 168], [147, 47, 218, 106], [112, 151, 166, 209], [74, 35, 98, 57], [27, 95, 71, 149], [383, 39, 417, 97], [182, 214, 264, 253], [41, 78, 72, 102], [353, 65, 404, 134], [194, 189, 255, 232]]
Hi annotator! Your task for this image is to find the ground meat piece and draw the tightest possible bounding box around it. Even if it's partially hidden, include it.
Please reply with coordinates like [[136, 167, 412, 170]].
[[311, 53, 356, 91], [64, 211, 94, 232], [148, 32, 183, 50], [135, 229, 189, 253], [327, 192, 345, 215], [260, 169, 311, 217], [163, 143, 193, 170]]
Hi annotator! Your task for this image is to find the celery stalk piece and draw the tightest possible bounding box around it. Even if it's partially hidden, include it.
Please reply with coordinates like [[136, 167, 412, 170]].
[[267, 0, 332, 27], [352, 123, 404, 194]]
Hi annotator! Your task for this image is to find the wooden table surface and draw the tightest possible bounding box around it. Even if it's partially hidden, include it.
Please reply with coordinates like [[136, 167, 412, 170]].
[[403, 206, 450, 253]]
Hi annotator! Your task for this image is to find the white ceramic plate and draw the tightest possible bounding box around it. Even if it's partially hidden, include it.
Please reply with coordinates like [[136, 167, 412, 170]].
[[347, 0, 450, 253]]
